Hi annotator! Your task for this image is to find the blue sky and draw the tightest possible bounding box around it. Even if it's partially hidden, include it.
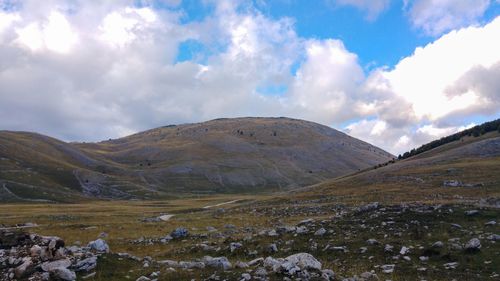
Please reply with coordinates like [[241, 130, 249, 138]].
[[0, 0, 499, 154]]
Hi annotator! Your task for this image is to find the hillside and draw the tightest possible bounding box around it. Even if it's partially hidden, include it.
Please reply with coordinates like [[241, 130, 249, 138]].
[[293, 130, 500, 204], [0, 117, 393, 202]]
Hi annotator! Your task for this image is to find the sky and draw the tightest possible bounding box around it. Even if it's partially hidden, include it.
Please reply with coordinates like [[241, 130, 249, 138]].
[[0, 0, 499, 155]]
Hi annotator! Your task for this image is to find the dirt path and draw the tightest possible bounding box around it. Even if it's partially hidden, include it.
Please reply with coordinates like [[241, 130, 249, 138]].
[[203, 199, 241, 209]]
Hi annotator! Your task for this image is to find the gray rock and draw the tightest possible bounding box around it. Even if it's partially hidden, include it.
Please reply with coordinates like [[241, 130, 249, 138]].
[[487, 234, 500, 241], [170, 227, 189, 239], [267, 243, 278, 253], [241, 273, 251, 280], [357, 202, 379, 213], [296, 226, 308, 234], [15, 258, 33, 278], [366, 239, 379, 245], [202, 256, 232, 270], [465, 210, 479, 216], [136, 276, 151, 281], [380, 264, 395, 274], [41, 258, 71, 272], [230, 242, 242, 252], [485, 221, 496, 226], [314, 228, 327, 236], [444, 262, 458, 269], [360, 271, 378, 280], [464, 238, 481, 251], [51, 268, 76, 281], [87, 239, 110, 253], [432, 241, 444, 248], [179, 261, 205, 269], [284, 253, 322, 271], [384, 244, 394, 253], [74, 256, 97, 272]]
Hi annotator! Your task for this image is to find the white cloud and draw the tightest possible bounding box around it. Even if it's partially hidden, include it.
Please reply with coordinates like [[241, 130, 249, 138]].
[[332, 0, 391, 20], [376, 17, 500, 121], [405, 0, 491, 36], [0, 0, 499, 156]]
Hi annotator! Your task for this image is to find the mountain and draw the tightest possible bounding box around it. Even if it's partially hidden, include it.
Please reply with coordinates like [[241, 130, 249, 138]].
[[294, 128, 500, 204], [0, 117, 393, 202]]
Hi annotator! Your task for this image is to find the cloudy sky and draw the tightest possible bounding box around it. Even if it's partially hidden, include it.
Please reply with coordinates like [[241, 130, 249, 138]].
[[0, 0, 499, 155]]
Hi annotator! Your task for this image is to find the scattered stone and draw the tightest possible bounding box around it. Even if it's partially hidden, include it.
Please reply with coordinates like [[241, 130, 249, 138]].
[[432, 241, 444, 248], [444, 262, 459, 269], [51, 267, 76, 281], [366, 239, 379, 245], [464, 238, 481, 251], [465, 210, 479, 216], [380, 264, 395, 274], [87, 239, 110, 253], [314, 228, 327, 236], [170, 227, 189, 239], [202, 256, 232, 270], [230, 242, 242, 252]]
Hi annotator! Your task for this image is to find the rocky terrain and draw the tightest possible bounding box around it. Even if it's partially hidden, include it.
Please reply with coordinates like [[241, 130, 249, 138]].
[[1, 200, 498, 281], [0, 118, 392, 202]]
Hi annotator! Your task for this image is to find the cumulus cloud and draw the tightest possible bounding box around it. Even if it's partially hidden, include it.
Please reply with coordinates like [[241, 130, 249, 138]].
[[0, 0, 499, 155], [405, 0, 492, 36], [345, 16, 500, 154], [331, 0, 391, 20]]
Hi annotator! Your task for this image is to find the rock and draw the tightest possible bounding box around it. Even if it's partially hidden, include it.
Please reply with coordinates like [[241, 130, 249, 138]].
[[202, 256, 232, 270], [432, 241, 444, 248], [157, 260, 179, 267], [314, 228, 327, 236], [230, 242, 242, 252], [284, 253, 322, 271], [206, 226, 217, 232], [15, 258, 33, 278], [74, 256, 97, 272], [464, 238, 481, 251], [298, 218, 314, 225], [419, 256, 429, 262], [443, 180, 461, 187], [170, 227, 189, 239], [484, 221, 496, 226], [451, 223, 462, 229], [380, 264, 395, 274], [248, 257, 264, 266], [366, 239, 379, 245], [51, 268, 76, 281], [360, 271, 378, 280], [357, 202, 379, 213], [136, 276, 151, 281], [241, 273, 251, 280], [30, 245, 42, 257], [487, 234, 500, 241], [267, 243, 278, 253], [384, 244, 394, 253], [179, 261, 205, 269], [465, 210, 479, 216], [399, 246, 409, 255], [254, 267, 268, 276], [234, 261, 249, 268], [87, 239, 110, 253], [296, 226, 308, 234], [444, 262, 458, 269], [41, 258, 71, 272], [268, 229, 278, 236], [321, 269, 335, 280]]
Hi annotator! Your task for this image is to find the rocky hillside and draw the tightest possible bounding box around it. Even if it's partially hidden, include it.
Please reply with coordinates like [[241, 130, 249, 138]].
[[0, 117, 392, 202]]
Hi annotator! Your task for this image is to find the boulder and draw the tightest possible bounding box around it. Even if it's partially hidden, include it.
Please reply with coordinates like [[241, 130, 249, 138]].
[[87, 239, 110, 253], [51, 268, 76, 281]]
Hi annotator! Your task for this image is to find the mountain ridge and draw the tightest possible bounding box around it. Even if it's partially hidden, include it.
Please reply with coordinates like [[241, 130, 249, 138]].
[[0, 117, 393, 202]]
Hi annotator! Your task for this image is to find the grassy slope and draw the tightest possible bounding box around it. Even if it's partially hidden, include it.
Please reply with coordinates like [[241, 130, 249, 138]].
[[290, 131, 500, 205], [0, 118, 393, 202]]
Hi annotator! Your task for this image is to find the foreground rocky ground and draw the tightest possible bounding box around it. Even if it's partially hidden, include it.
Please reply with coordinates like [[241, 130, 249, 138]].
[[1, 198, 498, 281]]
